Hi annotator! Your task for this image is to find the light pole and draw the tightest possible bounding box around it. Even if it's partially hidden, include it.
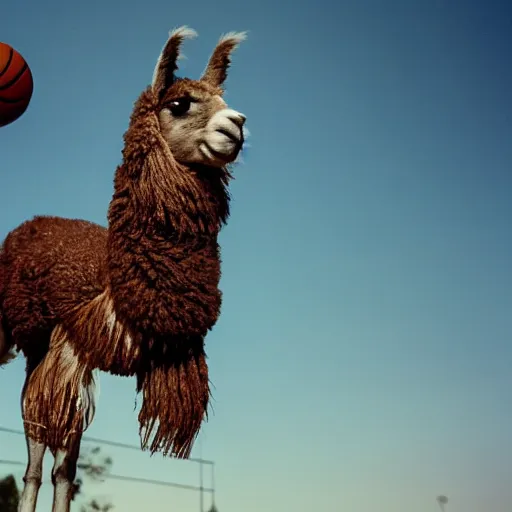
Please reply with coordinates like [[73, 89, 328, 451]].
[[436, 495, 448, 512], [199, 458, 204, 512]]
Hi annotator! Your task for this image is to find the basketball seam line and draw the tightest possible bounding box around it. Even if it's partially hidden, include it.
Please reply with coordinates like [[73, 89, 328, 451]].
[[0, 62, 28, 91], [0, 95, 27, 104], [0, 47, 14, 78]]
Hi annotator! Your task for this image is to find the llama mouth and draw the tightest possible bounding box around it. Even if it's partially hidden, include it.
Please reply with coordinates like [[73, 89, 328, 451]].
[[200, 141, 240, 164], [215, 127, 242, 145]]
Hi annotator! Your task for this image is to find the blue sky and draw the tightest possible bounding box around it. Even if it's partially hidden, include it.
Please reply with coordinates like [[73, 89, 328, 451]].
[[1, 0, 512, 511]]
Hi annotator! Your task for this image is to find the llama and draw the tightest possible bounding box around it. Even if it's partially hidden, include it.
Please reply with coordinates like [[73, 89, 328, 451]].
[[0, 26, 247, 512]]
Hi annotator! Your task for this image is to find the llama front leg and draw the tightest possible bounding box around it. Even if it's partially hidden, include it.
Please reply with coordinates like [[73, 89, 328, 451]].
[[20, 325, 100, 511], [19, 352, 49, 512], [18, 437, 47, 512], [51, 441, 81, 512]]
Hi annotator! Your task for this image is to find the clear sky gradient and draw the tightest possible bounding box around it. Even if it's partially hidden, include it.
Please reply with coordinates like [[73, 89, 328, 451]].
[[1, 1, 511, 511]]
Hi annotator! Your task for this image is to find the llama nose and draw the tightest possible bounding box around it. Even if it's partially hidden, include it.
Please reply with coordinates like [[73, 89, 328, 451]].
[[231, 112, 246, 127]]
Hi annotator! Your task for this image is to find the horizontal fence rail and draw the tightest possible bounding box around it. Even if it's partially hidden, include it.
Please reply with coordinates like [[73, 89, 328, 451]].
[[0, 425, 216, 511]]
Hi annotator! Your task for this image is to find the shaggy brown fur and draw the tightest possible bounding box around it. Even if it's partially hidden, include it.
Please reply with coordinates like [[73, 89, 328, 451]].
[[0, 29, 245, 461], [22, 325, 97, 452], [0, 88, 227, 457]]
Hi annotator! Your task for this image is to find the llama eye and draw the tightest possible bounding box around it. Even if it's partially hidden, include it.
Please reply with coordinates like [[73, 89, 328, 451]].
[[169, 98, 191, 117]]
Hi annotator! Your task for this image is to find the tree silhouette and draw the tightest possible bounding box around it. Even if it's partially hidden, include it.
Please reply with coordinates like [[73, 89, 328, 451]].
[[80, 499, 114, 512], [0, 474, 19, 512], [74, 446, 113, 511]]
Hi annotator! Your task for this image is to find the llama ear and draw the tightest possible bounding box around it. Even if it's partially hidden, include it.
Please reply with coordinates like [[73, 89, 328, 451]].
[[152, 26, 198, 98], [201, 31, 246, 88]]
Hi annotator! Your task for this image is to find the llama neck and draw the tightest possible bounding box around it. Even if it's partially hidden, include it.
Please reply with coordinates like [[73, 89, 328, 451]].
[[106, 164, 228, 339], [105, 92, 231, 339]]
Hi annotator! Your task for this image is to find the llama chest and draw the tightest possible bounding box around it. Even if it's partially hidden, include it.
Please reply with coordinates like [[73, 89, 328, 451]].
[[108, 237, 223, 338], [66, 289, 139, 375]]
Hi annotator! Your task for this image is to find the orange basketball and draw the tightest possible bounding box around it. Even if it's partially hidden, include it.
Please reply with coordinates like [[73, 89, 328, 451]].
[[0, 42, 34, 127]]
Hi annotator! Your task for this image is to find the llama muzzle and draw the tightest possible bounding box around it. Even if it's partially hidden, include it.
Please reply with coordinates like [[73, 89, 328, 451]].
[[200, 108, 246, 165]]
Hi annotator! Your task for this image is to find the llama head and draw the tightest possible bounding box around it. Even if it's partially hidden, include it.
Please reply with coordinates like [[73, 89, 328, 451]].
[[152, 27, 246, 168]]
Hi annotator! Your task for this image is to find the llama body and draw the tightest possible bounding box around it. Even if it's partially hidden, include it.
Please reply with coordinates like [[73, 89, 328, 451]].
[[1, 217, 109, 355], [0, 26, 246, 512]]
